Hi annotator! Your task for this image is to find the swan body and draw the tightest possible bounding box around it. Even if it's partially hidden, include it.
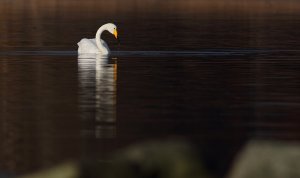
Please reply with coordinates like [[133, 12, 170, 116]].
[[78, 23, 118, 55]]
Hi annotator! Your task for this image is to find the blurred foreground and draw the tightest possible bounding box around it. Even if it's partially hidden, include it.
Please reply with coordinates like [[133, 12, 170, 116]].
[[16, 139, 300, 178]]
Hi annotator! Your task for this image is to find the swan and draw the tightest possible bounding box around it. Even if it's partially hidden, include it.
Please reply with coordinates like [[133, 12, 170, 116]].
[[77, 23, 118, 55]]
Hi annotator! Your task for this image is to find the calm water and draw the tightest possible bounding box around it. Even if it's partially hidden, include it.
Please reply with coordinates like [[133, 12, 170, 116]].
[[1, 1, 300, 177]]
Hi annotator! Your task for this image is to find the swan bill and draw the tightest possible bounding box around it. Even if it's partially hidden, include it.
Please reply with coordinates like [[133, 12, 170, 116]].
[[113, 29, 118, 39]]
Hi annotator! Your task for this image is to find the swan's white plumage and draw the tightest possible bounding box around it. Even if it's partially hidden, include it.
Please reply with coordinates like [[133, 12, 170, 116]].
[[77, 23, 117, 55], [78, 38, 109, 54]]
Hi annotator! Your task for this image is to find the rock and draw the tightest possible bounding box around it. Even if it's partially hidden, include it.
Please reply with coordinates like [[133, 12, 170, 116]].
[[228, 140, 300, 178], [18, 162, 79, 178], [102, 140, 212, 178]]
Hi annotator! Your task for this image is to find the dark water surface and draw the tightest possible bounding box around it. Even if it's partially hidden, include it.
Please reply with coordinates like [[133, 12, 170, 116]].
[[1, 1, 300, 177]]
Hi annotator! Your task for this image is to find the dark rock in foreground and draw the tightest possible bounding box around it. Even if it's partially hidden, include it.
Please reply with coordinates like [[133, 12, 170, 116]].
[[229, 140, 300, 178]]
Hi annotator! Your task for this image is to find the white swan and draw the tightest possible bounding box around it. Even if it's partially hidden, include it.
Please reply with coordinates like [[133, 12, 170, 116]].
[[77, 23, 118, 55]]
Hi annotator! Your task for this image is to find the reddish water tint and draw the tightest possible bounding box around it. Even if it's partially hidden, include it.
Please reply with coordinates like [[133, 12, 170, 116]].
[[1, 1, 300, 177]]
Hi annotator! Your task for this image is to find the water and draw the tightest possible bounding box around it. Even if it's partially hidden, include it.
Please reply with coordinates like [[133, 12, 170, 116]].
[[1, 1, 300, 177]]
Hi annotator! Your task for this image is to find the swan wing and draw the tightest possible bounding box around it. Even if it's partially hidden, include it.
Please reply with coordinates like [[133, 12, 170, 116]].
[[78, 38, 99, 54]]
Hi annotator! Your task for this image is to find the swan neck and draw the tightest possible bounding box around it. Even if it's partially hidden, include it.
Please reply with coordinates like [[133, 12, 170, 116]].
[[95, 26, 105, 50]]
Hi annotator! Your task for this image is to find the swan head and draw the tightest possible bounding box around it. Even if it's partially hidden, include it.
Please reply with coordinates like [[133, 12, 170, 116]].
[[104, 23, 118, 39]]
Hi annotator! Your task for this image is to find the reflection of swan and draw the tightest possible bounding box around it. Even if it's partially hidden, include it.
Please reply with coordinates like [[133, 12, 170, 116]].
[[77, 23, 118, 55], [78, 55, 117, 139]]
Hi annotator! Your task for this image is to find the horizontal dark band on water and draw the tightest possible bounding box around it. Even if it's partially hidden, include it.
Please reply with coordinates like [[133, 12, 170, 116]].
[[0, 50, 299, 57]]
